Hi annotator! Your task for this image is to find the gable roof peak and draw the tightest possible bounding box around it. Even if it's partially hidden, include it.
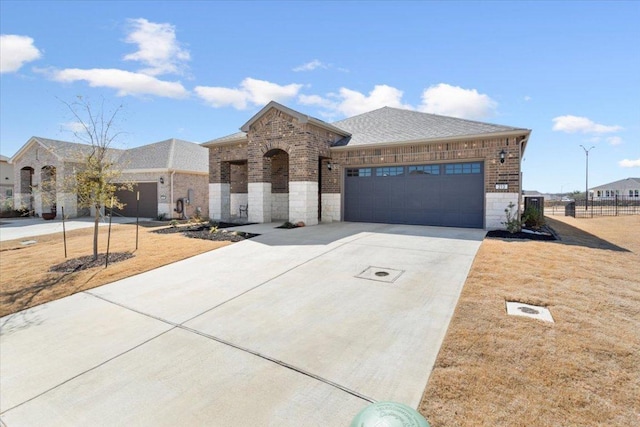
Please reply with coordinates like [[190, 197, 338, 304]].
[[240, 101, 350, 137]]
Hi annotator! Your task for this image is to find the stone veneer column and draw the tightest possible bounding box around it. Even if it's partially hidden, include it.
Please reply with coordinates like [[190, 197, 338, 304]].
[[209, 183, 230, 220], [289, 181, 318, 226], [320, 193, 341, 222], [485, 192, 519, 229], [248, 182, 272, 223]]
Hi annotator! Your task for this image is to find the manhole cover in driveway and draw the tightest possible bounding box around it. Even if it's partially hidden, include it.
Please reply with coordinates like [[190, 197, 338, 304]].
[[506, 301, 554, 323], [356, 266, 404, 283]]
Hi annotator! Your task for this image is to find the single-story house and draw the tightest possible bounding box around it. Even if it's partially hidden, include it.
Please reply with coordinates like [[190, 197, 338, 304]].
[[10, 137, 209, 219], [204, 101, 531, 229], [590, 177, 640, 200]]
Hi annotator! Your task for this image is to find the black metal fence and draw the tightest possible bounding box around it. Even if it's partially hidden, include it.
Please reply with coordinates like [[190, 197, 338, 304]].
[[563, 196, 640, 218]]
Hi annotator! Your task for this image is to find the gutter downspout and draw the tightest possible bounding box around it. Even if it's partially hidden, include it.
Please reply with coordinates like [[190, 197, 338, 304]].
[[170, 170, 176, 219], [518, 136, 528, 223]]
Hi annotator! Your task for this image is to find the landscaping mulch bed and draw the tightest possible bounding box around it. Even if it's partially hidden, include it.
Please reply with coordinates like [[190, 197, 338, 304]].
[[152, 223, 259, 242], [50, 252, 134, 273], [486, 225, 557, 241]]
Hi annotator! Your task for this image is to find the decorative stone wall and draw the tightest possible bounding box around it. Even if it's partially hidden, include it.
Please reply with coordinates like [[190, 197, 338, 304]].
[[271, 193, 289, 220], [248, 182, 271, 223], [209, 183, 230, 221], [289, 181, 318, 226], [485, 192, 519, 229], [321, 193, 341, 222]]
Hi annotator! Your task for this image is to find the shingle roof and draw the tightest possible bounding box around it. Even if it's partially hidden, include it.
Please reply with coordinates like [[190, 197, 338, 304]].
[[202, 132, 247, 146], [118, 139, 208, 173], [33, 137, 124, 161], [14, 137, 207, 174], [330, 107, 529, 147], [590, 177, 640, 191]]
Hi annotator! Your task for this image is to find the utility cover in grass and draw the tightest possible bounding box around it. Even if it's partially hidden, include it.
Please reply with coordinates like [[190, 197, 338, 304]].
[[506, 301, 554, 322]]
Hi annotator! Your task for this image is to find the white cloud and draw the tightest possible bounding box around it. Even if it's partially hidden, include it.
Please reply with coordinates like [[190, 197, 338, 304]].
[[301, 85, 412, 117], [418, 83, 497, 120], [60, 121, 86, 133], [123, 18, 190, 76], [48, 68, 188, 98], [0, 34, 42, 73], [607, 136, 623, 146], [524, 95, 532, 101], [293, 59, 326, 72], [194, 77, 302, 109], [298, 94, 337, 109], [619, 158, 640, 168], [336, 85, 412, 116], [552, 115, 623, 134], [194, 86, 248, 109]]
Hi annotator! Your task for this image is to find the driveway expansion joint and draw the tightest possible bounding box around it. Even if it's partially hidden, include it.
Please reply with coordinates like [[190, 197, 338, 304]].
[[84, 289, 376, 405]]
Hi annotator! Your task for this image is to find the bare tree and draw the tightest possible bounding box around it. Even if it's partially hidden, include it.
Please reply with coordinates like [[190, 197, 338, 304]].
[[61, 96, 132, 260]]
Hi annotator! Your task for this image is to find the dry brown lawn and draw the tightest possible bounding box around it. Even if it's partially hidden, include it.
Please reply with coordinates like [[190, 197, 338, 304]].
[[0, 223, 230, 317], [419, 215, 640, 426]]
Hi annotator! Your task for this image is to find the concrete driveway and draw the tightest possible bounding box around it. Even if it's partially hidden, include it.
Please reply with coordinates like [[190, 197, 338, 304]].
[[0, 222, 485, 426], [0, 216, 143, 242]]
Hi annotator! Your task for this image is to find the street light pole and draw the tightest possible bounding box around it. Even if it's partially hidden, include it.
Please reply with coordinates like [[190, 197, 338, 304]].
[[580, 145, 595, 211]]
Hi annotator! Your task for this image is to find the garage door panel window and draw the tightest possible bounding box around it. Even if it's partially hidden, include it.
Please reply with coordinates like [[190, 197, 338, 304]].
[[346, 168, 371, 177], [408, 165, 440, 175], [376, 166, 404, 177], [445, 163, 481, 174]]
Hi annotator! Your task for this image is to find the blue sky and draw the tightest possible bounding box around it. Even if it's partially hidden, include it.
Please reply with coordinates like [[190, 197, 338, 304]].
[[1, 1, 638, 193]]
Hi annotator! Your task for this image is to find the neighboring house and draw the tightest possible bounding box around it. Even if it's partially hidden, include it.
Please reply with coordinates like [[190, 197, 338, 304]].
[[590, 177, 640, 200], [0, 154, 15, 210], [10, 137, 209, 219], [116, 139, 209, 219], [204, 101, 531, 229]]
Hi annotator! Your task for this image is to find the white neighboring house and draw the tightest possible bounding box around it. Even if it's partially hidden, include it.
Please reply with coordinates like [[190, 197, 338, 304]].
[[0, 154, 15, 211], [590, 177, 640, 200]]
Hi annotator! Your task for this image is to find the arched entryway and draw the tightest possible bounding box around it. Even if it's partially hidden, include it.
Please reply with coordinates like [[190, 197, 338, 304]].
[[40, 165, 57, 217], [19, 167, 34, 213], [264, 148, 289, 221]]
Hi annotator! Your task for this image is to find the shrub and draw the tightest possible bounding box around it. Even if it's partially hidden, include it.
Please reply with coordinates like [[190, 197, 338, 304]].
[[502, 202, 521, 233], [522, 205, 545, 229]]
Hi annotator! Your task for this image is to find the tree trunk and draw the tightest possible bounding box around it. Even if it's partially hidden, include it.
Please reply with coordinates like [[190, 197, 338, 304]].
[[93, 206, 100, 260]]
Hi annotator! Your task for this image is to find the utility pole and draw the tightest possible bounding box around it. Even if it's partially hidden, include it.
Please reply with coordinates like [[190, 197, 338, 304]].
[[580, 145, 595, 211]]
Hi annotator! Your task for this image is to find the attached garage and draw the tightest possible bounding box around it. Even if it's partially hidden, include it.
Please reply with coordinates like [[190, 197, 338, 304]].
[[344, 162, 484, 228], [114, 182, 158, 218]]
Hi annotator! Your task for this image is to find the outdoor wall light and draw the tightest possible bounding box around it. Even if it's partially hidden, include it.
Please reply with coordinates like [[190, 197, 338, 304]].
[[499, 150, 506, 164], [159, 177, 165, 184], [327, 163, 333, 171]]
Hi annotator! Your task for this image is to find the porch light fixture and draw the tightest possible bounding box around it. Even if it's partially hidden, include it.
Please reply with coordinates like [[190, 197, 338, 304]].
[[159, 177, 165, 184], [327, 163, 333, 171], [499, 150, 506, 164]]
